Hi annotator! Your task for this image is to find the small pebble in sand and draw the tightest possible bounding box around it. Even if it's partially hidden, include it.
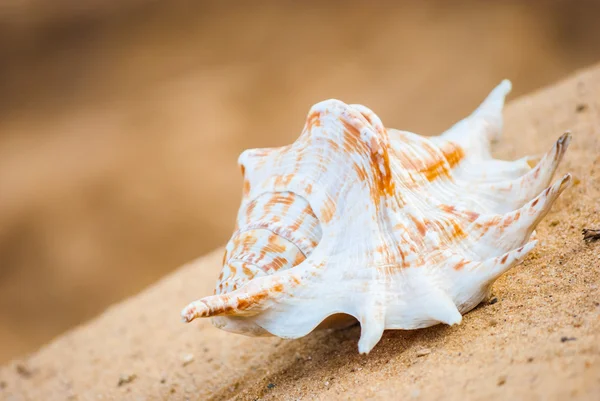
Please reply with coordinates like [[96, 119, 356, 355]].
[[416, 348, 431, 357], [582, 228, 600, 242], [489, 297, 498, 305], [497, 375, 507, 386], [324, 381, 330, 387], [15, 364, 33, 378], [181, 354, 194, 366], [267, 383, 276, 389], [561, 336, 576, 343], [575, 103, 588, 112], [527, 357, 534, 363], [117, 373, 137, 387]]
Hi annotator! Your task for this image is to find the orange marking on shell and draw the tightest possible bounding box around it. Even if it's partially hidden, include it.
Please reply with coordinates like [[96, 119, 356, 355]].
[[305, 183, 313, 194], [267, 234, 287, 253], [307, 111, 321, 129], [465, 211, 480, 221], [440, 204, 479, 222], [243, 179, 251, 197], [440, 204, 455, 213], [242, 235, 258, 251], [264, 193, 285, 214], [326, 138, 341, 153], [341, 119, 395, 209], [281, 192, 296, 213], [293, 252, 306, 266], [290, 205, 314, 232], [242, 264, 256, 280], [409, 215, 427, 236], [267, 256, 289, 272], [441, 142, 465, 168], [377, 145, 395, 196], [246, 200, 257, 219], [450, 219, 466, 239], [221, 250, 228, 266], [420, 142, 465, 181], [254, 244, 268, 265], [502, 214, 515, 228], [433, 220, 446, 234], [236, 290, 270, 312], [320, 197, 337, 223], [500, 254, 509, 264], [289, 217, 303, 232], [283, 174, 294, 186], [353, 163, 369, 182], [394, 146, 420, 171], [454, 259, 468, 271]]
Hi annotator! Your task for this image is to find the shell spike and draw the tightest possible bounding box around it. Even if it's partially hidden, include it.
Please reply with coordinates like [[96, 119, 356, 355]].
[[440, 79, 511, 156], [522, 132, 571, 184], [471, 79, 512, 137], [476, 133, 571, 212], [357, 312, 386, 355], [513, 173, 572, 228], [475, 240, 538, 285], [476, 173, 572, 253], [356, 289, 387, 354], [421, 290, 462, 326], [181, 275, 288, 322]]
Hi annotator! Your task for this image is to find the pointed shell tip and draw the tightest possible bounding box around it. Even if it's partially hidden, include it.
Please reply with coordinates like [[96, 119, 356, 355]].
[[500, 79, 512, 93]]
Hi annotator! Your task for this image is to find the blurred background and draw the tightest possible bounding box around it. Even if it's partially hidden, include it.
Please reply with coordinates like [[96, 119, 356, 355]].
[[0, 0, 599, 363]]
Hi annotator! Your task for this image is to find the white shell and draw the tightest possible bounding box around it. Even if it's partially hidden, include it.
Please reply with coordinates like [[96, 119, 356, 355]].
[[181, 80, 572, 354]]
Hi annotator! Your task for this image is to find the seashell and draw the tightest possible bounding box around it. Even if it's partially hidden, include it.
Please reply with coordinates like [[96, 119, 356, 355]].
[[181, 80, 572, 354]]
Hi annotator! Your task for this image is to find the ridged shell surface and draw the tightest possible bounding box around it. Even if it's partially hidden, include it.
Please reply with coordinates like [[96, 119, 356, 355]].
[[181, 81, 572, 354]]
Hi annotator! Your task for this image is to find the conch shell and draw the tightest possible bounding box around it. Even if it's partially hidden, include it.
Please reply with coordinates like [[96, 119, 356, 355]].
[[181, 81, 571, 354]]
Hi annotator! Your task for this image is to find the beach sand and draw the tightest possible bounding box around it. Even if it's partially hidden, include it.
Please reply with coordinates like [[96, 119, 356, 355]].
[[0, 64, 598, 401]]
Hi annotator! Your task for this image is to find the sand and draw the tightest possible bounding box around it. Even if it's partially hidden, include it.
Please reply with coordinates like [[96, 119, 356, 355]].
[[0, 62, 599, 401]]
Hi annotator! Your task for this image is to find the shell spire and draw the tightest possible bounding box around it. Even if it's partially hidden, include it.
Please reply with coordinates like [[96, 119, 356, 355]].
[[181, 80, 572, 354]]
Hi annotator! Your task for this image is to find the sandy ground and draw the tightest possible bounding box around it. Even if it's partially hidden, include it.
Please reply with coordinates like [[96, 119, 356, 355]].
[[0, 63, 598, 401], [2, 1, 600, 364]]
